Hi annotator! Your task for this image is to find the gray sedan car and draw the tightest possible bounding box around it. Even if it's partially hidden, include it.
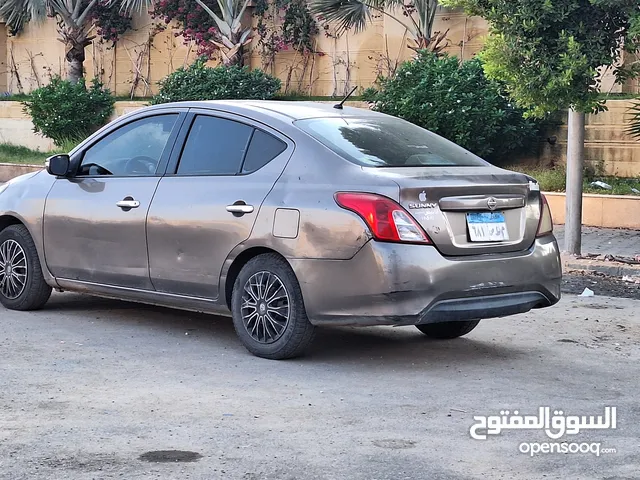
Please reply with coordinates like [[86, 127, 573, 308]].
[[0, 101, 561, 359]]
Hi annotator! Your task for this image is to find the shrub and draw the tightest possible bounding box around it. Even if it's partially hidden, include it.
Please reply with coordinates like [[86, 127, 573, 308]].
[[508, 165, 567, 192], [23, 77, 114, 146], [152, 59, 282, 104], [365, 52, 539, 163]]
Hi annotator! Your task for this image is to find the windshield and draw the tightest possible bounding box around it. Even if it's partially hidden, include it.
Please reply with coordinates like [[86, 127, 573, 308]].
[[295, 116, 487, 168]]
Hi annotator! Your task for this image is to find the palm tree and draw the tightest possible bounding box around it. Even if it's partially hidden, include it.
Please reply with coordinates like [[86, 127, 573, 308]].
[[629, 101, 640, 140], [194, 0, 252, 66], [310, 0, 447, 53], [0, 0, 251, 83], [0, 0, 150, 84]]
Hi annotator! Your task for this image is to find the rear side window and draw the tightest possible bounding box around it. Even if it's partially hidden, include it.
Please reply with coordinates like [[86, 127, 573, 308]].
[[177, 116, 253, 175], [242, 130, 287, 174], [295, 117, 486, 168]]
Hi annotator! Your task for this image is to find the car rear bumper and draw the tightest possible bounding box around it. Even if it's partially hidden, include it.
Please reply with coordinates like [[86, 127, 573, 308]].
[[289, 235, 562, 326]]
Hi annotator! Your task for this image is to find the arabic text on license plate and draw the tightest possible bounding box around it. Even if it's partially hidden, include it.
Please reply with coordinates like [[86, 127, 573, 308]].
[[467, 212, 509, 242]]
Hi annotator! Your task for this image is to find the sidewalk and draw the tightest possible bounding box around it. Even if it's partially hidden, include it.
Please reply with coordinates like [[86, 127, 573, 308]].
[[554, 225, 639, 257], [555, 225, 640, 281]]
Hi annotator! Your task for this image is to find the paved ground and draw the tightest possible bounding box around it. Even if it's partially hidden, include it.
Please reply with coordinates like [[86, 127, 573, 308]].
[[2, 292, 639, 480], [563, 271, 640, 300], [554, 225, 639, 257]]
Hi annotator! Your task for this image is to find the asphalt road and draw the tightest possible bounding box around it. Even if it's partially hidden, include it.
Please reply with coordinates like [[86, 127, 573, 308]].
[[1, 291, 639, 480]]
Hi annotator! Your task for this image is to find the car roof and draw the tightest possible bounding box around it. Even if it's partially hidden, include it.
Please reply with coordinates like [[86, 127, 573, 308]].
[[149, 100, 382, 121]]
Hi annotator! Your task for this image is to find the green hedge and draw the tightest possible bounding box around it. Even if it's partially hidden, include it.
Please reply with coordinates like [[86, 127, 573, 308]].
[[364, 52, 539, 164], [152, 59, 281, 104], [22, 77, 114, 146]]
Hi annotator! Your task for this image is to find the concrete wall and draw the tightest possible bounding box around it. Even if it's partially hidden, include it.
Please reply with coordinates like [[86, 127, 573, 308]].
[[0, 99, 369, 151], [1, 165, 638, 228], [0, 100, 152, 151], [0, 99, 638, 178], [539, 100, 640, 177], [0, 7, 506, 97], [545, 192, 640, 229], [0, 162, 42, 182], [0, 101, 53, 150]]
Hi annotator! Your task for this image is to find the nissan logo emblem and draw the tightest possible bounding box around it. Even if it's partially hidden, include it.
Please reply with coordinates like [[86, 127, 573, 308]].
[[487, 197, 497, 210]]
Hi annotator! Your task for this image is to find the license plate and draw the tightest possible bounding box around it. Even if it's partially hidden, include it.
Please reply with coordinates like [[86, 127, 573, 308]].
[[466, 212, 509, 242]]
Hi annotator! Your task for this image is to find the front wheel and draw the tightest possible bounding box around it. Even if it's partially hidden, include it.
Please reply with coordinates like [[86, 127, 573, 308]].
[[231, 253, 315, 359], [416, 320, 480, 339], [0, 224, 52, 311]]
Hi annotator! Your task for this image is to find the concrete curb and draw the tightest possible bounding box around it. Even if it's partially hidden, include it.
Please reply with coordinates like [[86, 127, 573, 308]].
[[0, 162, 43, 182], [562, 255, 640, 280], [545, 192, 640, 229]]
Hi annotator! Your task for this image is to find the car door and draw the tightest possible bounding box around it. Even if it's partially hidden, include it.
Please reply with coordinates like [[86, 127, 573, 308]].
[[146, 110, 293, 299], [43, 111, 185, 289]]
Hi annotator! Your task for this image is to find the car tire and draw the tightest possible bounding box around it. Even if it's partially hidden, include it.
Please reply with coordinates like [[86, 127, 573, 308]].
[[415, 320, 480, 339], [231, 253, 315, 360], [0, 224, 52, 311]]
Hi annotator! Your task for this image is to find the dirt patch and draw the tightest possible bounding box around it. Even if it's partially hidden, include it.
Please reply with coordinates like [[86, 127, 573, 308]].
[[138, 450, 203, 463], [562, 272, 640, 300]]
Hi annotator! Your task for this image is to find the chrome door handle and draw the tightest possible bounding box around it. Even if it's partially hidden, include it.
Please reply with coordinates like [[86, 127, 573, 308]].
[[226, 204, 254, 214], [116, 199, 140, 209]]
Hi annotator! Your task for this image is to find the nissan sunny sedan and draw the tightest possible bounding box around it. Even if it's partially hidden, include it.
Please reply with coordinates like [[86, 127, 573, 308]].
[[0, 101, 562, 359]]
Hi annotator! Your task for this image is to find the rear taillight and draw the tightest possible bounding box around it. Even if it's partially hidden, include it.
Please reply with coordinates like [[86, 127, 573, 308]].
[[334, 192, 431, 244], [536, 194, 553, 237]]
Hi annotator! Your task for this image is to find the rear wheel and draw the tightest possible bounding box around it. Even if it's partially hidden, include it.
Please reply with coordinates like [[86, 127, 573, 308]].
[[231, 253, 315, 359], [416, 320, 480, 339], [0, 224, 52, 311]]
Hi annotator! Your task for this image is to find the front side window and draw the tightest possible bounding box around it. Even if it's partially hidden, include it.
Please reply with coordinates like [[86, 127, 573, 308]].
[[295, 117, 487, 168], [78, 114, 178, 177], [177, 116, 254, 176]]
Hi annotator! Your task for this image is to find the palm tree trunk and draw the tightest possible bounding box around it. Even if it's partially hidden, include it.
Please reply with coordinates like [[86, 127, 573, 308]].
[[218, 33, 246, 67], [66, 47, 85, 84], [226, 45, 244, 67], [60, 26, 92, 83]]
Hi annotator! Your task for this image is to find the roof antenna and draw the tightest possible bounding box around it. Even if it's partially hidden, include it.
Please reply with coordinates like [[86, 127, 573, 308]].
[[333, 86, 358, 110]]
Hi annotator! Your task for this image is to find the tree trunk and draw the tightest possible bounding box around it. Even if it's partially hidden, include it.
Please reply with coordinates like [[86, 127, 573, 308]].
[[564, 109, 585, 255], [220, 39, 245, 67], [214, 28, 250, 68], [225, 46, 244, 67], [66, 52, 84, 84], [59, 26, 92, 84]]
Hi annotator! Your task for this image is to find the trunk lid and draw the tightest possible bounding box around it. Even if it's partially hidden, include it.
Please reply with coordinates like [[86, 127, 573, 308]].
[[374, 166, 542, 256]]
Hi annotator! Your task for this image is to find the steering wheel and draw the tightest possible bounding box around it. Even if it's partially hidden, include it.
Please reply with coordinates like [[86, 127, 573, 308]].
[[125, 156, 157, 175]]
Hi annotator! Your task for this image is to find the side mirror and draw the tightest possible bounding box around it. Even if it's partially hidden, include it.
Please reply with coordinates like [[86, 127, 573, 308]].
[[46, 154, 71, 177]]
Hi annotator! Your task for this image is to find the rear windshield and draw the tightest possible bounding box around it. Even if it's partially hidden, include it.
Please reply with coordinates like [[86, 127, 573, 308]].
[[295, 116, 486, 168]]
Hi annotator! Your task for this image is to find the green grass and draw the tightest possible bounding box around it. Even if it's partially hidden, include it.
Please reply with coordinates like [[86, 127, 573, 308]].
[[0, 93, 30, 102], [597, 92, 640, 100], [0, 144, 49, 164], [508, 165, 640, 195], [113, 96, 152, 102], [0, 91, 633, 102], [0, 93, 365, 103], [0, 141, 77, 165], [274, 94, 365, 102]]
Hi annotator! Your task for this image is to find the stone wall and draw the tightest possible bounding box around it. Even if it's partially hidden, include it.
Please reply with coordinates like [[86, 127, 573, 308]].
[[0, 98, 637, 177], [0, 100, 368, 151], [539, 100, 640, 177], [0, 7, 504, 97]]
